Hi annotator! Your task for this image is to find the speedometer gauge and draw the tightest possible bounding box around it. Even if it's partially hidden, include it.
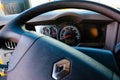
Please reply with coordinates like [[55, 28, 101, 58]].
[[59, 25, 80, 46]]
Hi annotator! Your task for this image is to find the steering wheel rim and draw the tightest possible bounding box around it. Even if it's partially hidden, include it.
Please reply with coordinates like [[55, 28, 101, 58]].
[[0, 1, 120, 80], [0, 1, 120, 42]]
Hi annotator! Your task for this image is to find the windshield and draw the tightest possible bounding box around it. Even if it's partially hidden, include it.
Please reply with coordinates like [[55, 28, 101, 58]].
[[0, 0, 120, 16], [89, 0, 120, 9], [31, 0, 120, 9]]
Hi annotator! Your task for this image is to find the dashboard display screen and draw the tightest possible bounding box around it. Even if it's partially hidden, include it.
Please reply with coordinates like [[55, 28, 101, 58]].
[[79, 24, 106, 43]]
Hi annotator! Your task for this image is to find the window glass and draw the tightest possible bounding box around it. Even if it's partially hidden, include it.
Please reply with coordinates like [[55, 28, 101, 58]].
[[0, 0, 120, 16]]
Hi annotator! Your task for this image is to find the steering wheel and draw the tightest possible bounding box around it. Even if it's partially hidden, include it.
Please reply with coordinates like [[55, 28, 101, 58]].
[[0, 1, 120, 80]]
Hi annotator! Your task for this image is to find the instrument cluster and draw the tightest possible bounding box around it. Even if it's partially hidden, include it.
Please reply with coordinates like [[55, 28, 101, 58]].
[[35, 22, 106, 47]]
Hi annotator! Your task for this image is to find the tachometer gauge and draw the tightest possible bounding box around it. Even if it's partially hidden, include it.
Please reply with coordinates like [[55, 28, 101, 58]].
[[59, 25, 80, 46]]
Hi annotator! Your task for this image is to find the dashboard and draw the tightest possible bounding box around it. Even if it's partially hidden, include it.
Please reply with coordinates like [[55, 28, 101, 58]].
[[0, 9, 114, 65], [22, 9, 112, 48]]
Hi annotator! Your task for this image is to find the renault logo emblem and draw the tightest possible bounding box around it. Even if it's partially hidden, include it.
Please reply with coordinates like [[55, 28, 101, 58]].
[[52, 59, 71, 80]]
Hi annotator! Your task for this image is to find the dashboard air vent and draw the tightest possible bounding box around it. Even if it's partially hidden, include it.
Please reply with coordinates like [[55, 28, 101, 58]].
[[5, 41, 17, 50]]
